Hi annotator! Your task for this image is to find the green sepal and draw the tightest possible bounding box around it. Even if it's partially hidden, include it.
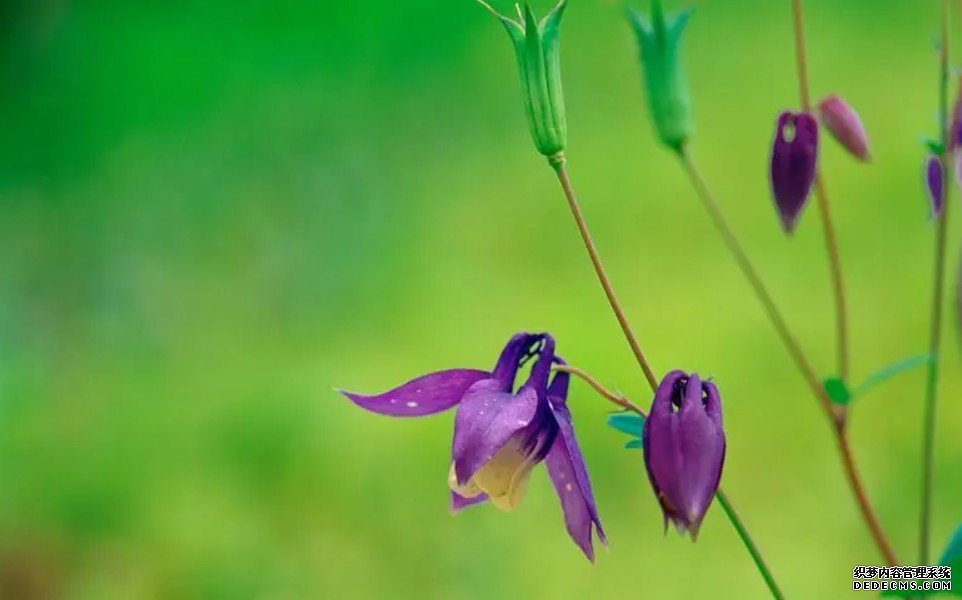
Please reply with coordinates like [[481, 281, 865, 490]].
[[823, 377, 852, 406], [624, 439, 644, 450], [627, 1, 694, 153], [607, 413, 645, 437], [482, 0, 568, 158]]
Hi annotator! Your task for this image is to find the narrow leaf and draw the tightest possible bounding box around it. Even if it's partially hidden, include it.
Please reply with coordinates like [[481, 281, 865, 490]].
[[624, 439, 643, 450], [853, 354, 935, 397], [823, 377, 852, 406], [607, 413, 645, 437]]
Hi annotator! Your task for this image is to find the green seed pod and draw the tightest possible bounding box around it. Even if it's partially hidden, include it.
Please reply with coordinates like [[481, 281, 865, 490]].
[[480, 1, 568, 160], [627, 1, 694, 153]]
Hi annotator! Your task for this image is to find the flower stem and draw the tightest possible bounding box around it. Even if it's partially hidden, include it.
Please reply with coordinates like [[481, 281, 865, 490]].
[[550, 158, 658, 390], [553, 363, 785, 600], [552, 364, 644, 414], [919, 0, 952, 565], [715, 491, 785, 600], [548, 161, 784, 598], [677, 150, 899, 566], [790, 0, 850, 382]]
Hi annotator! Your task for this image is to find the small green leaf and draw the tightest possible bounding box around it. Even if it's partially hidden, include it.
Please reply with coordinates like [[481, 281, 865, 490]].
[[853, 354, 935, 397], [624, 439, 643, 450], [823, 377, 852, 406], [607, 413, 645, 438], [925, 137, 946, 156]]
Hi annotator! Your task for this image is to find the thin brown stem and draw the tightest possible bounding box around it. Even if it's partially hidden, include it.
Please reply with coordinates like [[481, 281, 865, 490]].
[[837, 425, 900, 566], [679, 150, 899, 566], [813, 178, 850, 379], [552, 364, 644, 414], [920, 0, 952, 565], [551, 160, 659, 390], [790, 0, 850, 381]]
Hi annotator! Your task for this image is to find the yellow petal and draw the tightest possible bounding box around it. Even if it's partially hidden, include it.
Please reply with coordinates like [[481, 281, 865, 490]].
[[448, 462, 484, 499], [466, 435, 536, 512]]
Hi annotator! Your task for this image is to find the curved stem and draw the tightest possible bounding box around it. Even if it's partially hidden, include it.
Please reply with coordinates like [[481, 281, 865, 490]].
[[920, 0, 951, 565], [678, 150, 899, 566], [790, 0, 850, 381], [552, 364, 644, 415], [548, 162, 784, 598], [551, 160, 658, 390], [553, 363, 785, 599]]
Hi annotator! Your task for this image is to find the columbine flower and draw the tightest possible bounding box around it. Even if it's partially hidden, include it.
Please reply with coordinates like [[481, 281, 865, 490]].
[[926, 154, 944, 217], [643, 370, 725, 539], [769, 110, 819, 233], [339, 332, 605, 560], [478, 0, 569, 161], [818, 94, 870, 162], [626, 0, 694, 153]]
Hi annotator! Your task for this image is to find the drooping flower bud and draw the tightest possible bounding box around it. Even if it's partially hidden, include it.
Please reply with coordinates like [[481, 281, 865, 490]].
[[626, 1, 694, 153], [340, 331, 605, 561], [478, 0, 569, 161], [769, 111, 819, 233], [818, 95, 870, 162], [643, 371, 725, 539], [926, 155, 945, 217]]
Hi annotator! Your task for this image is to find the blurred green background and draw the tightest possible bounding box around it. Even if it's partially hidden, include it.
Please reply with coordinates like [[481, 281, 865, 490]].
[[0, 0, 960, 598]]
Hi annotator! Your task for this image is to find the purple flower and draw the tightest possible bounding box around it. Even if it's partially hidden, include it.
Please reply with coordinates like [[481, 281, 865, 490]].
[[818, 94, 870, 162], [339, 332, 606, 560], [926, 155, 944, 217], [643, 370, 725, 539], [769, 110, 819, 233]]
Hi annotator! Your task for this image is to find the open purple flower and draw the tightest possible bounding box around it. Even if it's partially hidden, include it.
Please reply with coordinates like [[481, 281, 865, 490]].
[[769, 110, 819, 233], [643, 370, 725, 540], [339, 332, 605, 560]]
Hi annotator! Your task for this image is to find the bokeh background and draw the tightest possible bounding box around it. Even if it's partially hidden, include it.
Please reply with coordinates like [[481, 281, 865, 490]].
[[0, 0, 960, 598]]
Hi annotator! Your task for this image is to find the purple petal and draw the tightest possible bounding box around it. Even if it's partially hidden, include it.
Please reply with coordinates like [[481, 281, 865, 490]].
[[339, 369, 490, 417], [643, 371, 725, 539], [642, 370, 687, 532], [491, 332, 542, 390], [770, 111, 819, 233], [545, 368, 606, 561], [451, 380, 540, 484], [927, 155, 945, 218], [451, 491, 488, 512], [674, 375, 725, 538]]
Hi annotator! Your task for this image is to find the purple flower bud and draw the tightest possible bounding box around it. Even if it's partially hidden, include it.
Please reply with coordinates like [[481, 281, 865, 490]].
[[818, 94, 870, 162], [926, 155, 944, 217], [769, 111, 819, 233], [643, 371, 725, 539]]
